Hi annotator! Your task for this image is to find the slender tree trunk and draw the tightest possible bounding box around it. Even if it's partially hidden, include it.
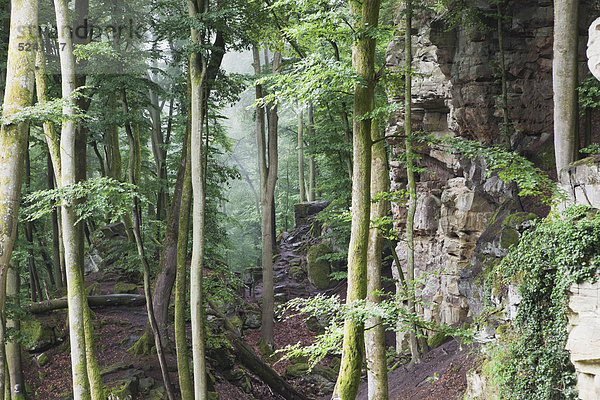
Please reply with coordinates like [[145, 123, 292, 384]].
[[332, 1, 380, 398], [175, 113, 193, 399], [254, 46, 280, 349], [54, 0, 92, 397], [49, 156, 65, 290], [188, 0, 209, 397], [122, 89, 176, 400], [0, 0, 37, 396], [404, 0, 420, 364], [365, 120, 389, 399], [308, 103, 316, 201], [149, 87, 168, 222], [6, 263, 23, 399], [25, 148, 43, 302], [553, 0, 579, 175], [298, 105, 306, 202]]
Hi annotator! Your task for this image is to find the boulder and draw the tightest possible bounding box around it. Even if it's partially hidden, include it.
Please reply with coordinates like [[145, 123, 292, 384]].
[[293, 201, 329, 228], [114, 282, 138, 294], [22, 318, 64, 352], [307, 242, 332, 290]]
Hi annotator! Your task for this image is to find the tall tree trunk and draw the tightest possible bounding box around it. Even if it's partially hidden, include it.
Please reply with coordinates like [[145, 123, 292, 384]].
[[254, 46, 280, 349], [365, 120, 389, 399], [6, 263, 23, 399], [332, 0, 380, 398], [48, 156, 65, 290], [404, 0, 420, 364], [298, 105, 306, 202], [188, 0, 209, 397], [553, 0, 579, 175], [0, 0, 37, 396], [149, 87, 169, 222], [122, 90, 176, 400], [54, 0, 92, 397], [175, 113, 193, 400], [307, 103, 316, 201], [25, 147, 43, 302]]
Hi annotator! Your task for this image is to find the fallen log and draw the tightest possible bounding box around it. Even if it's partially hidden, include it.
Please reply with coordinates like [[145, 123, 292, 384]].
[[209, 301, 309, 400], [26, 294, 146, 314]]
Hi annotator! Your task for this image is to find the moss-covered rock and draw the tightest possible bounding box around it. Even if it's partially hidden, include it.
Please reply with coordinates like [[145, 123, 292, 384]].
[[147, 387, 167, 400], [427, 331, 452, 349], [285, 362, 310, 378], [312, 365, 338, 382], [21, 319, 63, 352], [114, 282, 138, 294], [85, 282, 102, 296], [290, 266, 306, 282], [307, 242, 332, 290], [226, 369, 252, 393], [138, 377, 155, 394], [500, 228, 519, 248], [100, 362, 134, 376], [208, 392, 219, 400], [241, 307, 261, 330], [107, 376, 138, 399]]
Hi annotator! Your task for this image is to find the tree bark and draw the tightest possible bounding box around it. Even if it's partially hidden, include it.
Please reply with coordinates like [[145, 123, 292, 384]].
[[27, 294, 146, 313], [54, 0, 92, 397], [308, 103, 316, 201], [0, 0, 37, 396], [333, 0, 380, 398], [298, 105, 306, 202], [188, 0, 209, 397], [6, 263, 23, 399], [254, 46, 281, 349], [365, 120, 389, 399], [175, 111, 193, 399], [553, 0, 579, 175], [122, 89, 176, 400]]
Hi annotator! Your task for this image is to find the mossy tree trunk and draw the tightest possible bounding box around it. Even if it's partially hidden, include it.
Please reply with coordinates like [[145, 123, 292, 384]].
[[54, 0, 92, 397], [0, 2, 37, 392], [308, 103, 316, 201], [553, 0, 579, 175], [298, 105, 306, 202], [254, 46, 281, 349], [7, 263, 23, 399], [175, 103, 193, 400], [365, 120, 389, 399], [122, 90, 176, 400], [404, 0, 420, 364], [332, 0, 381, 398], [188, 0, 209, 397]]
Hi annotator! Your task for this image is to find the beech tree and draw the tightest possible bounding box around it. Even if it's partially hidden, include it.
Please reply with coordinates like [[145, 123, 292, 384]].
[[254, 45, 282, 349], [188, 0, 209, 397], [54, 0, 93, 397], [333, 0, 381, 398], [553, 0, 579, 174], [0, 2, 38, 395], [365, 120, 389, 399]]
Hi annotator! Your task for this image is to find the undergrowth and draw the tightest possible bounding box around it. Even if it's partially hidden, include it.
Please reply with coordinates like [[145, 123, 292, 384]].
[[484, 205, 600, 399]]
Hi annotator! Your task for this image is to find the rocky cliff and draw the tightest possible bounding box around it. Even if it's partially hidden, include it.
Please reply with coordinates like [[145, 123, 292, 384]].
[[386, 0, 598, 331]]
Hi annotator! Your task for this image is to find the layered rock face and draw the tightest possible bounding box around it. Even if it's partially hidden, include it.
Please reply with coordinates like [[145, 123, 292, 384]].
[[387, 0, 594, 328], [566, 281, 600, 400], [563, 158, 600, 400]]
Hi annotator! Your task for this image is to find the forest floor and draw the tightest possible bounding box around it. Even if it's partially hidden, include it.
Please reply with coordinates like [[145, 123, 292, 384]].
[[22, 206, 477, 399], [23, 273, 476, 400]]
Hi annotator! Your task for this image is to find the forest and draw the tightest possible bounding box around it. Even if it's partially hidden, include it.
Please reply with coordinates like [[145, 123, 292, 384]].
[[0, 0, 599, 399]]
